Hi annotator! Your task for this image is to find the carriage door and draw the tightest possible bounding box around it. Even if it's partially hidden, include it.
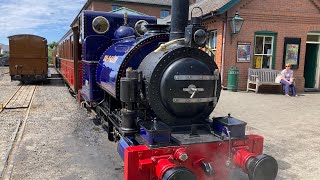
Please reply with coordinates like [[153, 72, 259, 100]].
[[305, 33, 320, 89]]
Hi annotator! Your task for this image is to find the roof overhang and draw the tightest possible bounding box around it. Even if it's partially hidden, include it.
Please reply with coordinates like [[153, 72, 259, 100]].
[[202, 0, 241, 20]]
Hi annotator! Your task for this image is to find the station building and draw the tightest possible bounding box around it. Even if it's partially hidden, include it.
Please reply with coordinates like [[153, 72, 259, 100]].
[[67, 0, 320, 92], [189, 0, 320, 92], [71, 0, 200, 27]]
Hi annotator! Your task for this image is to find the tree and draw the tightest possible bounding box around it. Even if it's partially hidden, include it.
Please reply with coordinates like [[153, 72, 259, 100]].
[[47, 41, 58, 65], [48, 41, 58, 49]]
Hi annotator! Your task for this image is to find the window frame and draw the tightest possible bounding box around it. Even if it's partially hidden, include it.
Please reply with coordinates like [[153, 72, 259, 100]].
[[112, 5, 121, 11], [92, 16, 110, 34], [208, 30, 217, 50], [206, 30, 217, 60], [160, 9, 170, 18], [70, 35, 74, 60], [253, 31, 277, 69]]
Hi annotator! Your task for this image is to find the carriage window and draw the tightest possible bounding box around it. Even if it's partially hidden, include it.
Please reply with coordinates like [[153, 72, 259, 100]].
[[78, 15, 83, 44], [70, 35, 74, 60], [92, 16, 110, 34]]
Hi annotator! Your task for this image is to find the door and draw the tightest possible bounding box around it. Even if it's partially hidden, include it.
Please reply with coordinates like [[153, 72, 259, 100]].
[[304, 44, 318, 88]]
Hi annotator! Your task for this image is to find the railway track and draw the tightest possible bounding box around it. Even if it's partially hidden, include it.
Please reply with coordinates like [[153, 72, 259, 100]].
[[0, 85, 37, 180], [0, 86, 22, 113], [0, 67, 9, 75], [0, 72, 9, 76]]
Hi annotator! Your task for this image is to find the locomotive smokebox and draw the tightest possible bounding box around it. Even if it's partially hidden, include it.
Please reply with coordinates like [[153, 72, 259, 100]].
[[169, 0, 189, 40]]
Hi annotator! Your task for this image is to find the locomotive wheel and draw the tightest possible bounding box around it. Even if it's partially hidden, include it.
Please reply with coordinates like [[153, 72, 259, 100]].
[[101, 118, 115, 141], [93, 108, 102, 125], [101, 116, 108, 130], [107, 122, 115, 141], [93, 117, 102, 126]]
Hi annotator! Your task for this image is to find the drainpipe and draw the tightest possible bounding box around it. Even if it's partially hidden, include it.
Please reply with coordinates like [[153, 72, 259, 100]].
[[221, 20, 227, 85]]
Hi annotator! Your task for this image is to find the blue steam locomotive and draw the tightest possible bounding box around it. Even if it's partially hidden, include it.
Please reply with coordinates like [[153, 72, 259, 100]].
[[56, 1, 278, 180]]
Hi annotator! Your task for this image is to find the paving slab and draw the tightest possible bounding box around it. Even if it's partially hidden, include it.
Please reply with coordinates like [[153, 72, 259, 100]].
[[213, 91, 320, 180]]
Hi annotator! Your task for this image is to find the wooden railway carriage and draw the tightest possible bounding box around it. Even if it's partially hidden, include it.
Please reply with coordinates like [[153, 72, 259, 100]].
[[55, 29, 82, 93], [8, 34, 48, 82]]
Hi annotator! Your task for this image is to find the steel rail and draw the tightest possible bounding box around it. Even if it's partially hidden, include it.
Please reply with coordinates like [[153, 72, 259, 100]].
[[0, 86, 22, 113], [0, 86, 37, 179]]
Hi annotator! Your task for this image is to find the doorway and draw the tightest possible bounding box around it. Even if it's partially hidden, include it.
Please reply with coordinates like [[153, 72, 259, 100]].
[[304, 33, 320, 89], [304, 44, 318, 88]]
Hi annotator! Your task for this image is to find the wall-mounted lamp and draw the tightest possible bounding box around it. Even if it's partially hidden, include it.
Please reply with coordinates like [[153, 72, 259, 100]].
[[230, 11, 244, 44]]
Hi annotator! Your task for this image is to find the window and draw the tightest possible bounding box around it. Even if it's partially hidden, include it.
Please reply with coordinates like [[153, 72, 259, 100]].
[[112, 5, 121, 11], [208, 31, 217, 50], [92, 16, 110, 34], [78, 15, 83, 43], [307, 33, 320, 43], [206, 30, 217, 60], [70, 35, 74, 60], [160, 9, 170, 18], [254, 35, 275, 69]]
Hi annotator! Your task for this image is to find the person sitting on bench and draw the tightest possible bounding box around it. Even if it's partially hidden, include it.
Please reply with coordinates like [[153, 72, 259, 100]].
[[281, 64, 297, 97]]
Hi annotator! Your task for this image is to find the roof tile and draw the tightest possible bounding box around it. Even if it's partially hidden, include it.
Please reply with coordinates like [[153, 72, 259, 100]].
[[116, 0, 172, 6], [163, 0, 233, 23], [189, 0, 232, 17]]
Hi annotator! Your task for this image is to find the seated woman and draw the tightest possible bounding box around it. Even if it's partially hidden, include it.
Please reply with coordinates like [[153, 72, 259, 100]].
[[281, 64, 297, 97]]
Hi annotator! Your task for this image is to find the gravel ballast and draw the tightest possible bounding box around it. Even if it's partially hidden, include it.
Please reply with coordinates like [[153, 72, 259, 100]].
[[10, 85, 123, 180], [1, 66, 319, 179]]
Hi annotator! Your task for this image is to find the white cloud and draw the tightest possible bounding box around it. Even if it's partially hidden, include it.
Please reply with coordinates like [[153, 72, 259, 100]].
[[0, 0, 86, 38]]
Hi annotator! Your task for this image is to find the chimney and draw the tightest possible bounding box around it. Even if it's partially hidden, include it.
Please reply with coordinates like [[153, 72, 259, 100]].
[[169, 0, 190, 40]]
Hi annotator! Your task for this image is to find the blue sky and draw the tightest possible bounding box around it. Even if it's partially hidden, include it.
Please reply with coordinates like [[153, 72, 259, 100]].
[[0, 0, 86, 45]]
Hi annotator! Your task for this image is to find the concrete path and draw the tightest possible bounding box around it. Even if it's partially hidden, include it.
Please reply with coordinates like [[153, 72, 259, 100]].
[[213, 91, 320, 180]]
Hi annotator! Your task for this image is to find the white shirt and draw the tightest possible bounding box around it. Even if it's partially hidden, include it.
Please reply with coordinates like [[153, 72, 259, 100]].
[[281, 69, 293, 80]]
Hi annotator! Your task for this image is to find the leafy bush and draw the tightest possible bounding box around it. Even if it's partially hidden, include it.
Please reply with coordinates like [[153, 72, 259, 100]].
[[48, 48, 53, 64]]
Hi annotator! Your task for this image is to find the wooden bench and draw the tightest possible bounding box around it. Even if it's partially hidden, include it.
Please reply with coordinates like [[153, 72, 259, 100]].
[[246, 68, 281, 93]]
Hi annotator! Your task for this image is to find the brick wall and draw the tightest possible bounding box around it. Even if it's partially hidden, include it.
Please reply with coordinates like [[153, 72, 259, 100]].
[[206, 0, 320, 92], [89, 1, 171, 18]]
